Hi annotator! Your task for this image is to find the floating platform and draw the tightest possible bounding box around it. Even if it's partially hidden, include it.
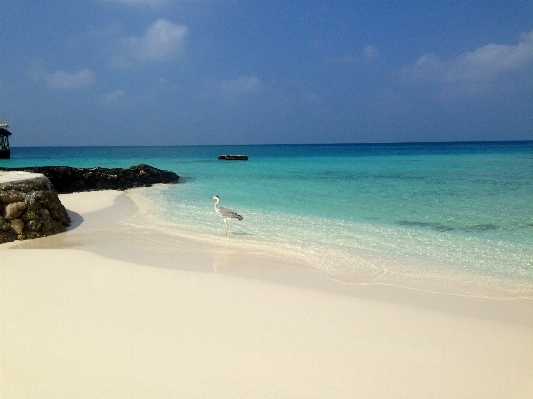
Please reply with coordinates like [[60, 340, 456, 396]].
[[218, 155, 248, 161]]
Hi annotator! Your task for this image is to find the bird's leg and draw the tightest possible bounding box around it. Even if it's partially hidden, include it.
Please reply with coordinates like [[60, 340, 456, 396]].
[[225, 220, 228, 236]]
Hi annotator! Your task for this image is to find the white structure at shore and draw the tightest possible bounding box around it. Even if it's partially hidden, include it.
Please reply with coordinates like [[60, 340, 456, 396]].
[[0, 121, 12, 159]]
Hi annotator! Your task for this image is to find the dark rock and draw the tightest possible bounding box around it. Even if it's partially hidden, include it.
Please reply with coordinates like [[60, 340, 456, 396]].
[[9, 218, 24, 235], [0, 191, 24, 203], [3, 201, 27, 220], [0, 215, 10, 231], [0, 174, 72, 244], [21, 201, 41, 221], [0, 164, 179, 194], [25, 219, 43, 232]]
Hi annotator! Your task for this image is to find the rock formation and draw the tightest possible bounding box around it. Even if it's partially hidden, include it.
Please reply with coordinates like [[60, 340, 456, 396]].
[[0, 173, 71, 244], [0, 164, 179, 244], [0, 164, 179, 194]]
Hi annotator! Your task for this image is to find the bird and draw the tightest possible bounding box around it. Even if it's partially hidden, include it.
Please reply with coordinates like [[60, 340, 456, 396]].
[[210, 195, 243, 236]]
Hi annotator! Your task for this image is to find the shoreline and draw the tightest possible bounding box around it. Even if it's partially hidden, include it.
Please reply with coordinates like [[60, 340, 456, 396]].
[[1, 190, 532, 398], [127, 186, 533, 300]]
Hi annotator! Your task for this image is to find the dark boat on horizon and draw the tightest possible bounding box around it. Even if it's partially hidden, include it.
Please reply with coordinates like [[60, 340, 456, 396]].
[[218, 154, 248, 160]]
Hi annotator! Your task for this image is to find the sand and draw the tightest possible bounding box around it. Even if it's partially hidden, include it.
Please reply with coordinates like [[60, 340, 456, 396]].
[[1, 190, 532, 398]]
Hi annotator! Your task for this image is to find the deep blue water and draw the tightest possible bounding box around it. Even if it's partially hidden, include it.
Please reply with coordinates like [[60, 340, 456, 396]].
[[3, 142, 533, 297]]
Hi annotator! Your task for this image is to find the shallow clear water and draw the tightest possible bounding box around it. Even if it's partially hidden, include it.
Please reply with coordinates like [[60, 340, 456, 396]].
[[3, 142, 533, 297]]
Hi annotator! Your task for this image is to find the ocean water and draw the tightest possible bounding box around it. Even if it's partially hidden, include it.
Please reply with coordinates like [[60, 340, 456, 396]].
[[3, 142, 533, 297]]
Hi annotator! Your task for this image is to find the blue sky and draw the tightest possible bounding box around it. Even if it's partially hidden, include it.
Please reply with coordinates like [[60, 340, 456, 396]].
[[1, 0, 532, 146]]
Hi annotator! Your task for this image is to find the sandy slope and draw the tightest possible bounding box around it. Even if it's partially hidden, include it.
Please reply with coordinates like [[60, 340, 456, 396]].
[[1, 190, 532, 398]]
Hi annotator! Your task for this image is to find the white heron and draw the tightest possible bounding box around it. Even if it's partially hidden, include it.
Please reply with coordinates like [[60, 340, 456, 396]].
[[210, 195, 243, 236]]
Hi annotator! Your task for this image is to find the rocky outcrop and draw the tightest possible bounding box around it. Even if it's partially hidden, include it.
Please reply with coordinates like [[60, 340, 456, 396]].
[[0, 173, 71, 244], [0, 164, 178, 244], [0, 164, 179, 194]]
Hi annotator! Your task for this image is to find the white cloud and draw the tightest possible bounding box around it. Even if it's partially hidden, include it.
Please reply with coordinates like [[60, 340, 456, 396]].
[[220, 76, 262, 94], [406, 30, 533, 82], [102, 90, 126, 105], [30, 68, 95, 90], [363, 44, 378, 60], [117, 19, 188, 65]]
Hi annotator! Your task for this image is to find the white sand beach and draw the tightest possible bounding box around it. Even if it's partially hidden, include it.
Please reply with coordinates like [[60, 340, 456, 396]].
[[1, 190, 532, 398]]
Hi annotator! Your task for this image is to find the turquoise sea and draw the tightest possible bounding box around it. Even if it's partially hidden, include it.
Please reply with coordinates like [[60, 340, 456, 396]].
[[2, 142, 533, 297]]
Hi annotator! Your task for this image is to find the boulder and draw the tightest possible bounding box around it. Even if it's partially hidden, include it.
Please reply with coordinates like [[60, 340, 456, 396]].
[[3, 201, 27, 220], [25, 219, 43, 232], [0, 215, 10, 231], [9, 218, 24, 235], [0, 172, 71, 244], [0, 191, 24, 203]]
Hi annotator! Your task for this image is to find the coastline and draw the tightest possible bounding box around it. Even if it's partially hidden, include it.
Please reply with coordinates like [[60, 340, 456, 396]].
[[1, 190, 532, 398], [127, 185, 533, 300]]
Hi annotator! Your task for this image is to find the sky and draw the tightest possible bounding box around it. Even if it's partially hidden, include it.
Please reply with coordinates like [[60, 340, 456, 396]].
[[1, 0, 533, 146]]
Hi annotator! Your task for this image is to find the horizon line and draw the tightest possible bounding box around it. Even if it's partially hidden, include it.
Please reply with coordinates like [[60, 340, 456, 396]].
[[8, 139, 533, 148]]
